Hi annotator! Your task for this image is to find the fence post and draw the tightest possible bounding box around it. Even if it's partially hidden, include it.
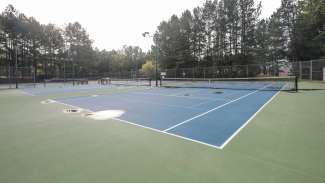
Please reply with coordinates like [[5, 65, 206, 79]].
[[15, 46, 18, 89], [310, 60, 313, 80], [8, 63, 12, 89], [192, 67, 195, 78], [203, 68, 206, 79], [299, 61, 302, 79]]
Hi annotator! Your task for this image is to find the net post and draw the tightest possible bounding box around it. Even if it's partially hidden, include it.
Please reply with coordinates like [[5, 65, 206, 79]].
[[15, 77, 18, 89]]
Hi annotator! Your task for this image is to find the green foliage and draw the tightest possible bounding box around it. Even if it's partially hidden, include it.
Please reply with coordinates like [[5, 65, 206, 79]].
[[140, 60, 155, 77], [154, 0, 263, 68], [153, 0, 324, 68], [254, 19, 270, 63], [294, 0, 325, 60], [0, 5, 148, 79]]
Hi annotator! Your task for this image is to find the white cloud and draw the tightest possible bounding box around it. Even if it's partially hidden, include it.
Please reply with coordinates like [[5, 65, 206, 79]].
[[0, 0, 281, 51]]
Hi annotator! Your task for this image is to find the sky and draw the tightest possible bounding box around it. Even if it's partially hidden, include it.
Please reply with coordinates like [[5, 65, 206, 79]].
[[0, 0, 281, 51]]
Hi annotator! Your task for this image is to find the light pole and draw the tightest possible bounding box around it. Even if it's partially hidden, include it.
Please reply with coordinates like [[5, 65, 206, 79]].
[[142, 32, 158, 87]]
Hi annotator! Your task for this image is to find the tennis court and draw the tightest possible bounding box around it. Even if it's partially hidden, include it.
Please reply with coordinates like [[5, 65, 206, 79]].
[[1, 79, 325, 183], [20, 77, 295, 149]]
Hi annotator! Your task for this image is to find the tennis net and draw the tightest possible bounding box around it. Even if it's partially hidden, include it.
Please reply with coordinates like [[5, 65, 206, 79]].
[[107, 78, 152, 87], [44, 78, 89, 87], [160, 76, 298, 91]]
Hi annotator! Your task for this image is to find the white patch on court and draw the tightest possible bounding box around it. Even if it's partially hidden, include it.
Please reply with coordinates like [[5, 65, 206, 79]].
[[41, 99, 56, 104], [85, 110, 125, 120]]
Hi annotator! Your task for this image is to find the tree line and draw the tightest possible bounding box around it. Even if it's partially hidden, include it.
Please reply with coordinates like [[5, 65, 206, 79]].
[[154, 0, 325, 69], [0, 5, 150, 80]]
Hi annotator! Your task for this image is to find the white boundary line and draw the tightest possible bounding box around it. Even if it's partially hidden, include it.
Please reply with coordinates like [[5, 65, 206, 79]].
[[163, 84, 272, 132], [219, 90, 281, 149]]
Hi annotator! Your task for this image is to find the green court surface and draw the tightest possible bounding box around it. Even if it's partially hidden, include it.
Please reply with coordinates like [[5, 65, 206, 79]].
[[0, 82, 324, 183]]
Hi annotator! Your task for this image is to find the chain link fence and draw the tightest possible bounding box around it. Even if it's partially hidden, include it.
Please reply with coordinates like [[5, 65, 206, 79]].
[[0, 65, 37, 89], [162, 59, 325, 80], [164, 62, 284, 79], [291, 59, 325, 80], [1, 59, 324, 90], [0, 63, 149, 89]]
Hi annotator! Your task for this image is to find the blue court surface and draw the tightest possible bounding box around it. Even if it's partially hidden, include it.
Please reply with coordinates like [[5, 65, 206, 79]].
[[54, 87, 280, 149]]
